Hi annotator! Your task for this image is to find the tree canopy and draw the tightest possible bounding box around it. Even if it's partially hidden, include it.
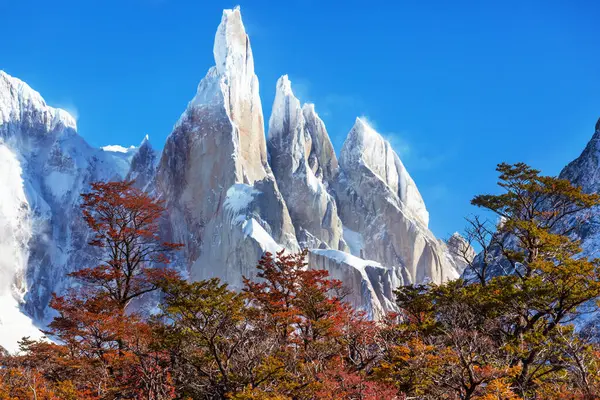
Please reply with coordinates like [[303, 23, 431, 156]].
[[4, 164, 600, 399]]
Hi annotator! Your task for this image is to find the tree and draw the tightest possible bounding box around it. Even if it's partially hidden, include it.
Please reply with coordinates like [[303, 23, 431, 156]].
[[155, 277, 270, 399], [74, 180, 183, 310], [14, 180, 183, 399], [153, 250, 391, 399], [243, 249, 352, 352], [377, 280, 521, 399], [471, 163, 600, 395], [314, 357, 397, 400], [377, 163, 600, 399], [242, 250, 388, 399]]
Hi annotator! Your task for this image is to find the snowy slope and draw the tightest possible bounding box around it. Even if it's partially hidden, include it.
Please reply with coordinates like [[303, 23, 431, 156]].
[[0, 143, 43, 352], [0, 70, 142, 350], [560, 118, 600, 259], [0, 7, 462, 351]]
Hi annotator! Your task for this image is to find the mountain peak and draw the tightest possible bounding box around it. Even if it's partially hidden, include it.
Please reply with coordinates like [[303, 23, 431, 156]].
[[0, 70, 77, 131], [140, 134, 151, 148], [342, 117, 386, 166], [351, 117, 378, 140], [269, 75, 302, 141], [302, 103, 316, 114], [340, 116, 429, 227], [213, 7, 253, 77], [560, 117, 600, 194], [276, 75, 293, 97]]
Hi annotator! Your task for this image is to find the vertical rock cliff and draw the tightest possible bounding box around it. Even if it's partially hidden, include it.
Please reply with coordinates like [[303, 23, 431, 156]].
[[267, 75, 346, 250], [334, 118, 458, 284], [155, 8, 298, 287], [0, 7, 463, 350]]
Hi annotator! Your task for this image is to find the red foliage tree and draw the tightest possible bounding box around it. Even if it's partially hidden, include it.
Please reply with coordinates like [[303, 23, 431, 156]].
[[243, 249, 351, 348], [38, 180, 182, 399], [242, 250, 388, 398], [316, 357, 398, 400], [72, 180, 183, 309]]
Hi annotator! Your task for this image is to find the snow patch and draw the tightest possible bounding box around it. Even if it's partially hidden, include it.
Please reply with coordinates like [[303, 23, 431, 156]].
[[0, 293, 43, 353], [45, 171, 74, 199], [0, 143, 40, 352], [242, 218, 282, 254], [305, 168, 321, 193], [311, 249, 383, 271], [224, 184, 259, 216], [101, 144, 136, 153], [343, 226, 365, 257]]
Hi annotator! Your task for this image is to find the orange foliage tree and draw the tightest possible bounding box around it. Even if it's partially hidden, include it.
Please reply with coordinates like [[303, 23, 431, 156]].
[[73, 180, 183, 309], [6, 163, 600, 399], [6, 180, 183, 399]]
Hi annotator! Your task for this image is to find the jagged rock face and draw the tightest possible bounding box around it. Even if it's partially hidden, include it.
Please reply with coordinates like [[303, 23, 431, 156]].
[[126, 136, 156, 190], [445, 232, 476, 274], [309, 249, 402, 319], [0, 72, 142, 350], [338, 118, 429, 226], [559, 119, 600, 257], [155, 8, 297, 286], [334, 118, 458, 284], [303, 104, 338, 183], [558, 118, 600, 331], [561, 119, 600, 194], [267, 76, 345, 250]]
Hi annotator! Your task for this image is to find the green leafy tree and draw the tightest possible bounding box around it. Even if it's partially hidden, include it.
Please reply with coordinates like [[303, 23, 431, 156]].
[[378, 163, 600, 399]]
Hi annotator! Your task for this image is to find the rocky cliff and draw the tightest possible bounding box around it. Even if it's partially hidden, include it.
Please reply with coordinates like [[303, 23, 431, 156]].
[[0, 71, 150, 350], [559, 118, 600, 258], [0, 7, 461, 351]]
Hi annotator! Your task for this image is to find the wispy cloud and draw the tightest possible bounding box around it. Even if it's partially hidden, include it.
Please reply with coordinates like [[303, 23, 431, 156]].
[[56, 102, 79, 121], [320, 93, 364, 118], [395, 142, 446, 171], [323, 94, 363, 108], [281, 78, 362, 120], [383, 134, 412, 159], [360, 116, 446, 171], [288, 77, 312, 103]]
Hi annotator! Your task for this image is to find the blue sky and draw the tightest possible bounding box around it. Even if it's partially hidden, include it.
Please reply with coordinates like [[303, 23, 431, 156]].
[[1, 0, 599, 239]]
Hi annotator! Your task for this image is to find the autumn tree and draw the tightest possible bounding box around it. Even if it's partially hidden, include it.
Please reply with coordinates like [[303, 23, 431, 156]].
[[242, 250, 391, 399], [377, 163, 600, 399], [154, 277, 271, 399], [373, 280, 520, 399], [73, 180, 183, 309], [153, 250, 393, 399], [7, 180, 183, 399], [470, 163, 600, 395]]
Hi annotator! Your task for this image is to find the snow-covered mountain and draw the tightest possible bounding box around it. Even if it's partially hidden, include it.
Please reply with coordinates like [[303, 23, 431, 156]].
[[460, 118, 600, 285], [559, 118, 600, 258], [0, 71, 155, 351], [0, 7, 461, 350]]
